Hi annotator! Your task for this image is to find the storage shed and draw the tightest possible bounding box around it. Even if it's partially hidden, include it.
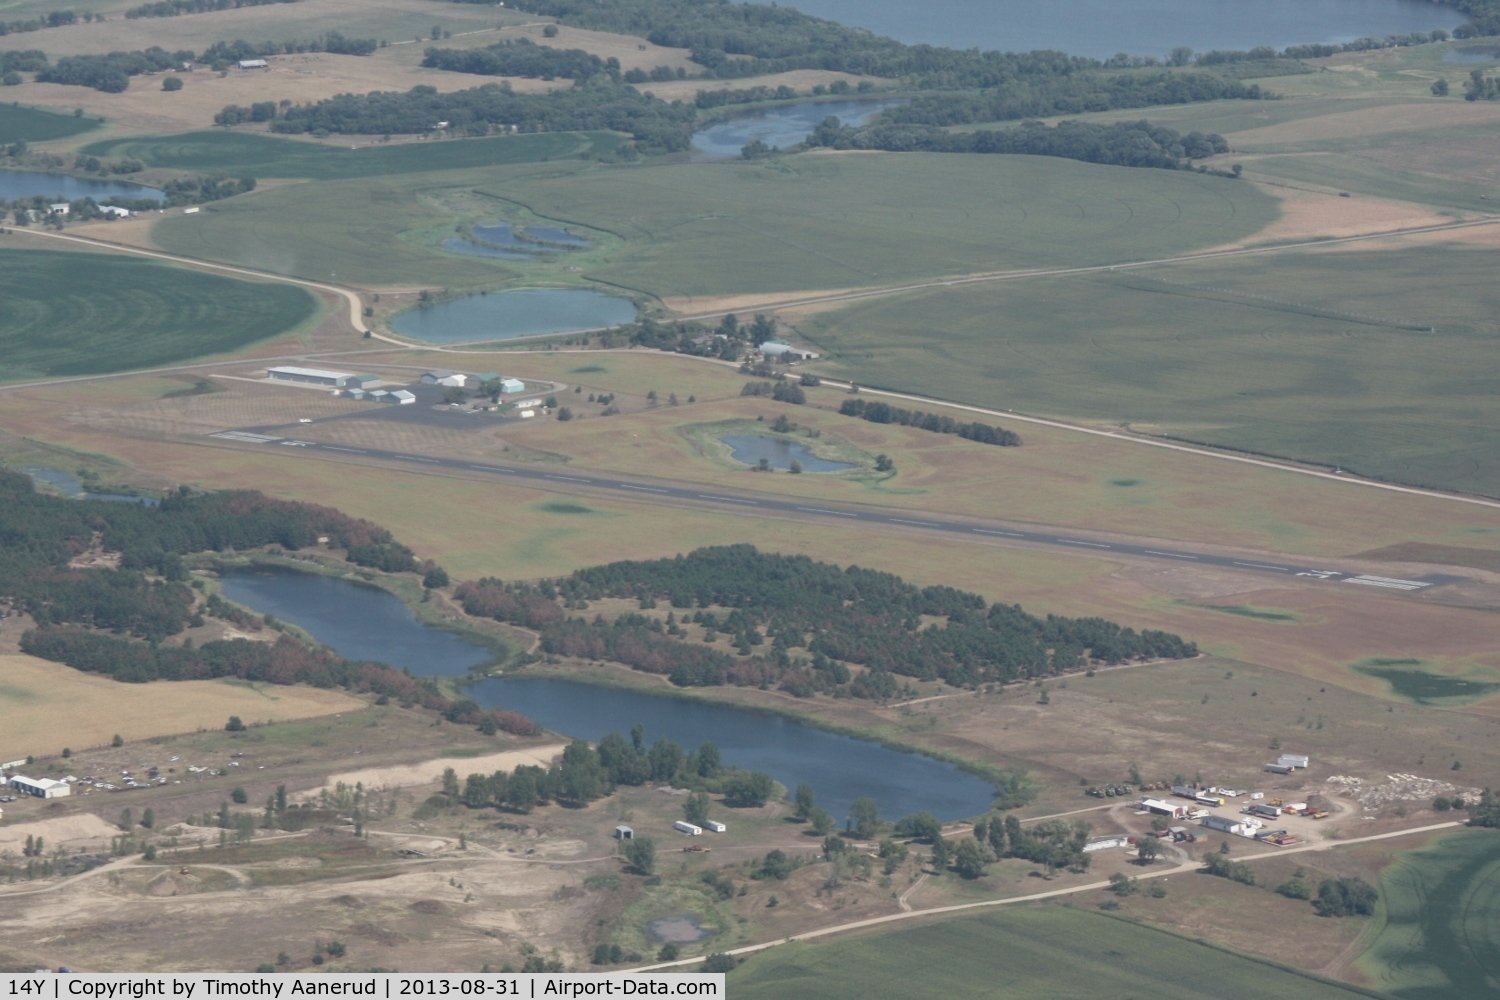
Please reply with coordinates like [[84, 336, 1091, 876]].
[[1277, 754, 1310, 769], [614, 825, 634, 840], [8, 775, 70, 798], [268, 366, 353, 387], [498, 377, 526, 394]]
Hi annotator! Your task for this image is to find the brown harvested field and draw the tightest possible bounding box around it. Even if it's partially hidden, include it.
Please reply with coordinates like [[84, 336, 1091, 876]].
[[0, 653, 361, 762], [6, 52, 556, 137], [1226, 100, 1500, 148], [24, 0, 531, 59], [639, 69, 872, 103], [1214, 184, 1458, 247]]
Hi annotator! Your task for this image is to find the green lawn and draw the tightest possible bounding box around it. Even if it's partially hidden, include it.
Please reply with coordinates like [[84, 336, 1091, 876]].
[[0, 249, 318, 380], [799, 243, 1500, 497], [729, 905, 1378, 999], [1357, 829, 1500, 998], [0, 103, 100, 144], [81, 130, 620, 180]]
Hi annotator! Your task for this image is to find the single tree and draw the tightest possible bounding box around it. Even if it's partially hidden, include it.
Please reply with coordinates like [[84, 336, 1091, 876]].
[[684, 792, 712, 827], [953, 838, 989, 879], [1136, 837, 1160, 865], [423, 566, 450, 589], [225, 717, 245, 732], [793, 784, 817, 821], [623, 836, 656, 875]]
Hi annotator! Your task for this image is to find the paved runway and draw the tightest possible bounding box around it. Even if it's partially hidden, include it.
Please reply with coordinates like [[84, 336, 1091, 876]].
[[210, 429, 1455, 595]]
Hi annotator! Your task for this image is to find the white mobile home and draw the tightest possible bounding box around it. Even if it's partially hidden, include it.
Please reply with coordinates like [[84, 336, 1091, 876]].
[[704, 820, 727, 834], [673, 821, 703, 836]]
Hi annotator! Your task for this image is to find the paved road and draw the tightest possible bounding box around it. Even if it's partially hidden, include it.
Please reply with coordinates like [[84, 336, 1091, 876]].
[[205, 429, 1455, 595]]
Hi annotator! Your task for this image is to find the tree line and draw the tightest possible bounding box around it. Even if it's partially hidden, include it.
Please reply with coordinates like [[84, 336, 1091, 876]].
[[126, 0, 301, 18], [459, 545, 1197, 696], [443, 726, 777, 818], [243, 81, 697, 153], [422, 38, 619, 82], [0, 9, 83, 38], [839, 398, 1021, 447]]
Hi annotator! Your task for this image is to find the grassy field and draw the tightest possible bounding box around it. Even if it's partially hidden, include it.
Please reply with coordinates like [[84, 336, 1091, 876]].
[[796, 241, 1500, 497], [0, 249, 319, 379], [81, 130, 620, 180], [480, 152, 1279, 298], [0, 652, 360, 762], [1356, 829, 1500, 998], [147, 151, 1278, 292], [0, 102, 99, 144], [729, 905, 1378, 999]]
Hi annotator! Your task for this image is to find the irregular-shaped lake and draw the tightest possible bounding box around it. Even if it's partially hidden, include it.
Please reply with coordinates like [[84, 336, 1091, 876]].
[[0, 168, 164, 204], [218, 567, 998, 822], [721, 435, 855, 473], [389, 288, 638, 343]]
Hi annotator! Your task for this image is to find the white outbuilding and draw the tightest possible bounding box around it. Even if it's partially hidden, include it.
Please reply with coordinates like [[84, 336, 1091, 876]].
[[420, 370, 468, 388], [673, 821, 703, 836], [8, 775, 70, 798]]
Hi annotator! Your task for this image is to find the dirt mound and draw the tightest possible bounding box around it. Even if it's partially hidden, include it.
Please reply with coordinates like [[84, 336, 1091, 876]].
[[146, 872, 199, 897], [329, 895, 365, 909], [409, 899, 447, 916], [0, 813, 118, 855]]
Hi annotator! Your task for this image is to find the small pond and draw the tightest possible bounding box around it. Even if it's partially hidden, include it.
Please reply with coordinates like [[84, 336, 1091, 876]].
[[0, 168, 164, 204], [444, 223, 593, 261], [218, 566, 495, 676], [647, 915, 716, 944], [1444, 46, 1500, 63], [691, 99, 901, 160], [721, 435, 855, 473], [21, 466, 157, 505], [390, 288, 638, 343], [218, 568, 998, 823]]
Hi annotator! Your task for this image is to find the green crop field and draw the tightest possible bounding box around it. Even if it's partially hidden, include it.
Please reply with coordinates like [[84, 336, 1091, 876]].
[[729, 905, 1378, 999], [81, 131, 621, 180], [799, 242, 1500, 497], [1357, 829, 1500, 998], [0, 103, 100, 144], [150, 151, 1277, 293], [484, 152, 1278, 297], [0, 249, 318, 380]]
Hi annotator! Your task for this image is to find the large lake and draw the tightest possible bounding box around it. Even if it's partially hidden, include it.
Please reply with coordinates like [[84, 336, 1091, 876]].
[[781, 0, 1465, 60], [390, 288, 638, 343], [0, 168, 164, 204], [218, 567, 998, 823]]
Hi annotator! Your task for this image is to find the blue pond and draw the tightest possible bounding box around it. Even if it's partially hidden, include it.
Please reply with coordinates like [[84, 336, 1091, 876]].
[[0, 168, 164, 204], [219, 566, 495, 676], [441, 237, 538, 260], [722, 435, 854, 473], [390, 288, 638, 343], [217, 567, 998, 823], [445, 223, 593, 260], [691, 100, 901, 160], [22, 466, 157, 506]]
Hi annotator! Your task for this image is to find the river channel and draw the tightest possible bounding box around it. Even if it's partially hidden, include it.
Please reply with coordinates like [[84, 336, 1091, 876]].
[[218, 566, 997, 822], [779, 0, 1465, 60]]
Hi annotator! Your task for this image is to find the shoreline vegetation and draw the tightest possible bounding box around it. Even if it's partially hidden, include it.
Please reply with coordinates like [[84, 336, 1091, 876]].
[[0, 467, 1194, 811]]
